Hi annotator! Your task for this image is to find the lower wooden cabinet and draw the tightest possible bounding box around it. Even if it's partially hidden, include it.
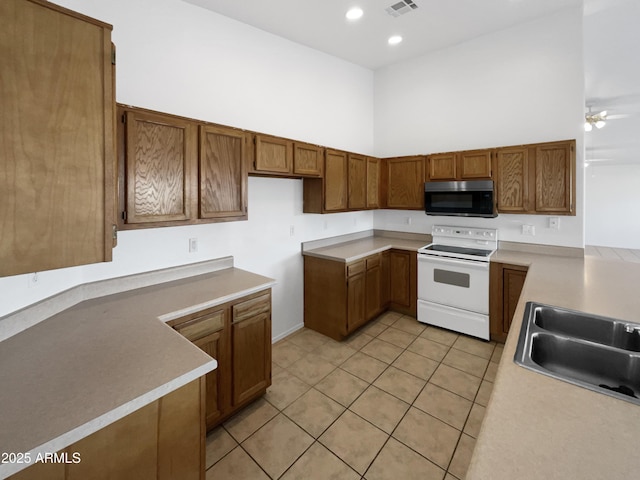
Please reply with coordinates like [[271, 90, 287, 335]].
[[304, 250, 416, 340], [490, 262, 528, 342], [170, 290, 272, 431], [10, 379, 205, 480]]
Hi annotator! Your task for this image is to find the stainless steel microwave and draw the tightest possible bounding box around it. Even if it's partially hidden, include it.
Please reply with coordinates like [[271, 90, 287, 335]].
[[424, 180, 497, 218]]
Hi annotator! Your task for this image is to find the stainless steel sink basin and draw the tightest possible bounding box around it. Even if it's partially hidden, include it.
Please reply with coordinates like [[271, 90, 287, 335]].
[[533, 304, 640, 352], [515, 302, 640, 405]]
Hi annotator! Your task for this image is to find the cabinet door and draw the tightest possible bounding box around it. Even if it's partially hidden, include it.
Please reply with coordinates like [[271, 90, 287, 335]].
[[231, 293, 271, 406], [254, 134, 293, 174], [199, 125, 247, 219], [348, 153, 367, 210], [535, 141, 575, 214], [380, 251, 390, 309], [294, 142, 323, 177], [365, 256, 382, 321], [125, 110, 195, 223], [174, 308, 229, 430], [459, 150, 492, 179], [324, 150, 348, 211], [194, 330, 228, 429], [347, 272, 366, 332], [0, 0, 115, 277], [389, 250, 411, 308], [495, 146, 530, 213], [366, 158, 380, 209], [386, 157, 425, 209], [503, 268, 527, 334], [428, 153, 457, 181]]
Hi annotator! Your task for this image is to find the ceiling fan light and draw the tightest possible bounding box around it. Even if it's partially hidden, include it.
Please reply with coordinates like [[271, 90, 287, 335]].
[[595, 120, 606, 129], [584, 122, 593, 132], [388, 35, 403, 45]]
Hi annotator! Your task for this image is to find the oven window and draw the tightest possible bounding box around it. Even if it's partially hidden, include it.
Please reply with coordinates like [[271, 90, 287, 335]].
[[434, 269, 470, 288]]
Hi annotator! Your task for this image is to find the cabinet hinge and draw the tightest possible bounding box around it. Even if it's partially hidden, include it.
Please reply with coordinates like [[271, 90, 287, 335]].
[[121, 114, 126, 124], [111, 47, 116, 65], [112, 224, 118, 240], [121, 211, 127, 221]]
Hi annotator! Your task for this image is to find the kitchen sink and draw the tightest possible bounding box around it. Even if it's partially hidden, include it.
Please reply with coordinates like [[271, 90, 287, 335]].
[[515, 302, 640, 405]]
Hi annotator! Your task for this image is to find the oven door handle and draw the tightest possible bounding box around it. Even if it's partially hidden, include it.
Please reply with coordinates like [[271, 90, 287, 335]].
[[418, 254, 490, 270]]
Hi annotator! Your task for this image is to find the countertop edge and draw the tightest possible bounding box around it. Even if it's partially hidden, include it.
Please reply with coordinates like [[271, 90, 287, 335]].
[[0, 359, 216, 479]]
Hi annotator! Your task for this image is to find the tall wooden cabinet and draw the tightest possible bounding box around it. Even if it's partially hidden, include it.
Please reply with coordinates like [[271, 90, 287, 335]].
[[0, 0, 116, 277], [169, 290, 272, 431]]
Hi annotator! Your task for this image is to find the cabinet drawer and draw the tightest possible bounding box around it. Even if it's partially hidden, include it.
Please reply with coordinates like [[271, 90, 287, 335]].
[[175, 310, 225, 341], [233, 292, 271, 323], [366, 255, 380, 269], [347, 260, 365, 277]]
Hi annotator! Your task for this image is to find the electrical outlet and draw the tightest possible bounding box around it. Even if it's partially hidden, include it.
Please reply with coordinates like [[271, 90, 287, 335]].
[[548, 217, 560, 229], [405, 217, 412, 225], [522, 225, 535, 236], [189, 238, 198, 253]]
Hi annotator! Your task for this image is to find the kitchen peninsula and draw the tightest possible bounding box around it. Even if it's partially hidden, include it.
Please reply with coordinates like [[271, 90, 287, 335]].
[[0, 258, 275, 479]]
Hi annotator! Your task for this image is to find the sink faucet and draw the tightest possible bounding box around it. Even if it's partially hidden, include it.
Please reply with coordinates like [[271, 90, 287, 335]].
[[624, 324, 640, 334]]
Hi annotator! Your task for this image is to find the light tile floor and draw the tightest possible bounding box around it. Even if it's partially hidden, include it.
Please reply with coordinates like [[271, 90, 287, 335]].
[[206, 311, 503, 480]]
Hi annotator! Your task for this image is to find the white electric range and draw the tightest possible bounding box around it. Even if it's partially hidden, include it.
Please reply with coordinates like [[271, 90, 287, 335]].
[[417, 225, 498, 340]]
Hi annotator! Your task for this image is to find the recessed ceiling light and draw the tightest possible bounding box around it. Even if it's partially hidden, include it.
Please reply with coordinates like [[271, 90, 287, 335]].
[[388, 35, 403, 45], [345, 7, 363, 21]]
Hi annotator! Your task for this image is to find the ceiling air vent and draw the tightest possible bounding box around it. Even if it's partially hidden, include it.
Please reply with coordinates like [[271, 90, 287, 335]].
[[385, 0, 418, 17]]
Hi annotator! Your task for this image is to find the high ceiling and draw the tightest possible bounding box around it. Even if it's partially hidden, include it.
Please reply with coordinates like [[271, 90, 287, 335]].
[[183, 0, 583, 70], [183, 0, 640, 166]]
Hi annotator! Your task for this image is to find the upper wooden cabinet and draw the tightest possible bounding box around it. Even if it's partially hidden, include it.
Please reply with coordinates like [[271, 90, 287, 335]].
[[427, 150, 492, 181], [294, 142, 323, 177], [366, 158, 380, 209], [0, 0, 116, 277], [199, 125, 248, 219], [495, 140, 575, 215], [253, 134, 294, 175], [323, 149, 349, 212], [382, 156, 425, 209], [348, 153, 367, 210], [123, 110, 196, 224], [118, 105, 249, 228]]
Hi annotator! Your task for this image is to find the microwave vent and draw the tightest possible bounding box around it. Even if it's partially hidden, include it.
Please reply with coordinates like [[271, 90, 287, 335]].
[[385, 0, 419, 17]]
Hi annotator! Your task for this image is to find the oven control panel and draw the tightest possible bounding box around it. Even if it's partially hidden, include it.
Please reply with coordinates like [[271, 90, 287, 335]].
[[432, 226, 497, 240]]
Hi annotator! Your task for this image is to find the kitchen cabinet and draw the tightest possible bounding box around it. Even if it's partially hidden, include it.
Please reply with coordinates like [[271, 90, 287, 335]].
[[0, 0, 116, 277], [382, 156, 425, 209], [490, 262, 528, 342], [366, 158, 381, 208], [427, 149, 493, 181], [231, 292, 272, 405], [348, 153, 367, 209], [169, 289, 272, 431], [118, 105, 249, 229], [199, 125, 248, 220], [10, 379, 205, 480], [253, 134, 294, 175], [304, 250, 415, 340], [303, 149, 349, 213], [388, 249, 418, 317], [495, 139, 575, 215], [122, 109, 196, 224], [294, 142, 323, 177]]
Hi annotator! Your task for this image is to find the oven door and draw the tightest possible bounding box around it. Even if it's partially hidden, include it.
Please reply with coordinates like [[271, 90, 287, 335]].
[[418, 254, 490, 314]]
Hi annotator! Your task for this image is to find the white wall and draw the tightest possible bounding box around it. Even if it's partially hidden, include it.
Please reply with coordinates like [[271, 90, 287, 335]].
[[373, 8, 586, 248], [0, 0, 375, 340], [585, 163, 640, 248]]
